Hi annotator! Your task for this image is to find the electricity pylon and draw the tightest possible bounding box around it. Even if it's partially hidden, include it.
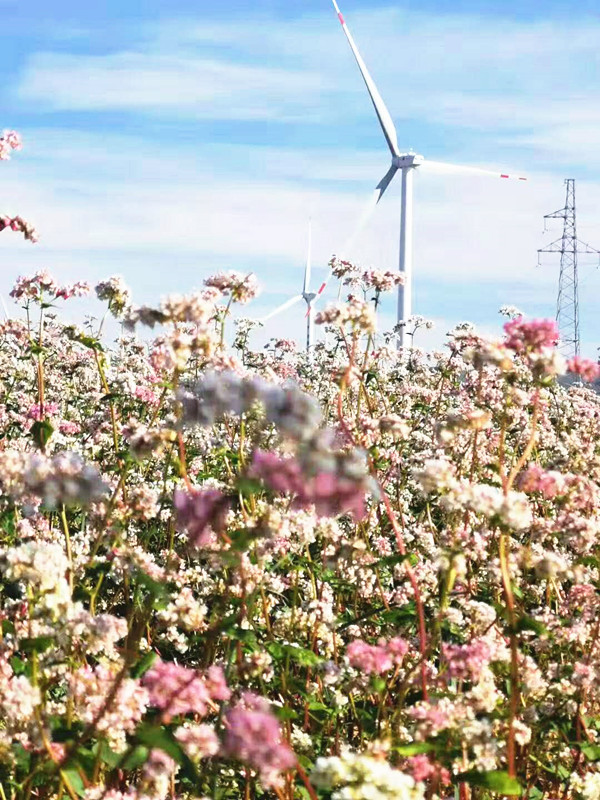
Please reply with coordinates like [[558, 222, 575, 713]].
[[538, 179, 599, 360]]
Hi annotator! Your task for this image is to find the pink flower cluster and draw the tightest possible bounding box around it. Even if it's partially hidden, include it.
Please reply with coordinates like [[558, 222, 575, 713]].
[[0, 216, 38, 243], [70, 666, 148, 748], [250, 450, 368, 520], [143, 661, 230, 720], [0, 130, 22, 160], [28, 402, 59, 421], [346, 636, 409, 675], [503, 317, 559, 353], [405, 754, 451, 785], [518, 464, 563, 499], [204, 271, 259, 304], [222, 693, 296, 787], [567, 356, 600, 383], [10, 271, 89, 301], [362, 268, 405, 292], [174, 488, 231, 548], [442, 638, 491, 682]]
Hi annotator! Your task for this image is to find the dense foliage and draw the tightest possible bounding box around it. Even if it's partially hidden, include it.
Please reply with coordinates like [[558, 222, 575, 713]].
[[3, 133, 600, 800]]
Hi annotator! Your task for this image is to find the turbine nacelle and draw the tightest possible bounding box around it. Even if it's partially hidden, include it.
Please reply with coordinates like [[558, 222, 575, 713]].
[[393, 153, 425, 169]]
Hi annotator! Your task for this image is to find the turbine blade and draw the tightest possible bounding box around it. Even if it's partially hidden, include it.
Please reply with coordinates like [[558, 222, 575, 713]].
[[424, 160, 528, 181], [261, 294, 303, 323], [331, 0, 400, 158], [303, 218, 312, 295], [375, 163, 399, 204], [309, 274, 332, 312]]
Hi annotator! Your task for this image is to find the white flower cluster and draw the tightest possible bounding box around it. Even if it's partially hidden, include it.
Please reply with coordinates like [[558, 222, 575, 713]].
[[311, 751, 425, 800], [414, 462, 533, 531], [178, 370, 322, 442], [2, 541, 71, 615], [0, 450, 108, 509], [315, 295, 376, 335], [95, 276, 132, 316], [442, 482, 533, 531]]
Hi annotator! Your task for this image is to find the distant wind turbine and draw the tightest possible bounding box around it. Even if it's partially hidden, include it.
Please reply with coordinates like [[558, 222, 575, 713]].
[[261, 219, 326, 355], [330, 0, 528, 347]]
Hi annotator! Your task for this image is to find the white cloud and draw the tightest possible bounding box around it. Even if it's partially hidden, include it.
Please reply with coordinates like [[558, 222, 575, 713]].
[[16, 7, 600, 165], [18, 51, 331, 121]]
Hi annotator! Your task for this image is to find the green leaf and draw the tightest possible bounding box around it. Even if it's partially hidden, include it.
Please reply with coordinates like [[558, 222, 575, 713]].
[[308, 701, 330, 712], [76, 334, 104, 352], [581, 744, 600, 762], [97, 741, 149, 770], [19, 635, 54, 654], [236, 477, 264, 498], [130, 651, 158, 679], [265, 641, 321, 667], [265, 641, 284, 661], [394, 742, 435, 756], [370, 552, 418, 570], [51, 722, 85, 742], [60, 766, 86, 797], [515, 615, 548, 636], [459, 770, 522, 795], [134, 570, 169, 599], [31, 419, 54, 449], [273, 706, 299, 721], [226, 627, 258, 647]]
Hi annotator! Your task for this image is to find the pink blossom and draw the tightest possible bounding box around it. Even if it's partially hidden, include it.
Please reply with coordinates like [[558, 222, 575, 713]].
[[309, 471, 367, 520], [59, 420, 81, 435], [442, 639, 491, 682], [175, 723, 219, 760], [204, 271, 259, 304], [174, 487, 230, 548], [567, 356, 600, 383], [0, 216, 38, 243], [0, 130, 22, 161], [28, 403, 59, 421], [10, 271, 90, 300], [347, 636, 409, 675], [143, 660, 230, 720], [134, 385, 158, 404], [387, 636, 410, 664], [222, 693, 296, 787], [249, 451, 304, 495], [405, 755, 451, 785], [503, 317, 559, 353], [347, 640, 392, 674], [250, 450, 368, 521], [517, 464, 563, 499], [55, 281, 90, 300]]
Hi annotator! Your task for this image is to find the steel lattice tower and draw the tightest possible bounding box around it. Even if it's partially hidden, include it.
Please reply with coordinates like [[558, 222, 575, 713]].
[[538, 179, 599, 360]]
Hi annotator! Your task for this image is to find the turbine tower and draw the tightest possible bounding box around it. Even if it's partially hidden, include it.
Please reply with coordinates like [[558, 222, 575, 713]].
[[538, 179, 599, 360], [330, 0, 527, 348], [261, 220, 323, 356]]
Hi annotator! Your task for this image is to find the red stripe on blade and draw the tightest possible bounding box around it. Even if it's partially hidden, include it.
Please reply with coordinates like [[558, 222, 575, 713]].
[[338, 12, 345, 23], [500, 174, 509, 179], [317, 282, 327, 295], [519, 177, 527, 181]]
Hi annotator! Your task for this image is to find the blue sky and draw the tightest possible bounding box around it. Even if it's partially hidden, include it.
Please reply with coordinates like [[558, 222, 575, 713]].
[[1, 0, 600, 352]]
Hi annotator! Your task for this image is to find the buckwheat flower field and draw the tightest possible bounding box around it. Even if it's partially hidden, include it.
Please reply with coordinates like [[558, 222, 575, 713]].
[[3, 139, 600, 800]]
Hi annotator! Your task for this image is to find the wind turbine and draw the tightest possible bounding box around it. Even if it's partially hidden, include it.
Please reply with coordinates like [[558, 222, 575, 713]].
[[261, 220, 325, 355], [330, 0, 527, 347]]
